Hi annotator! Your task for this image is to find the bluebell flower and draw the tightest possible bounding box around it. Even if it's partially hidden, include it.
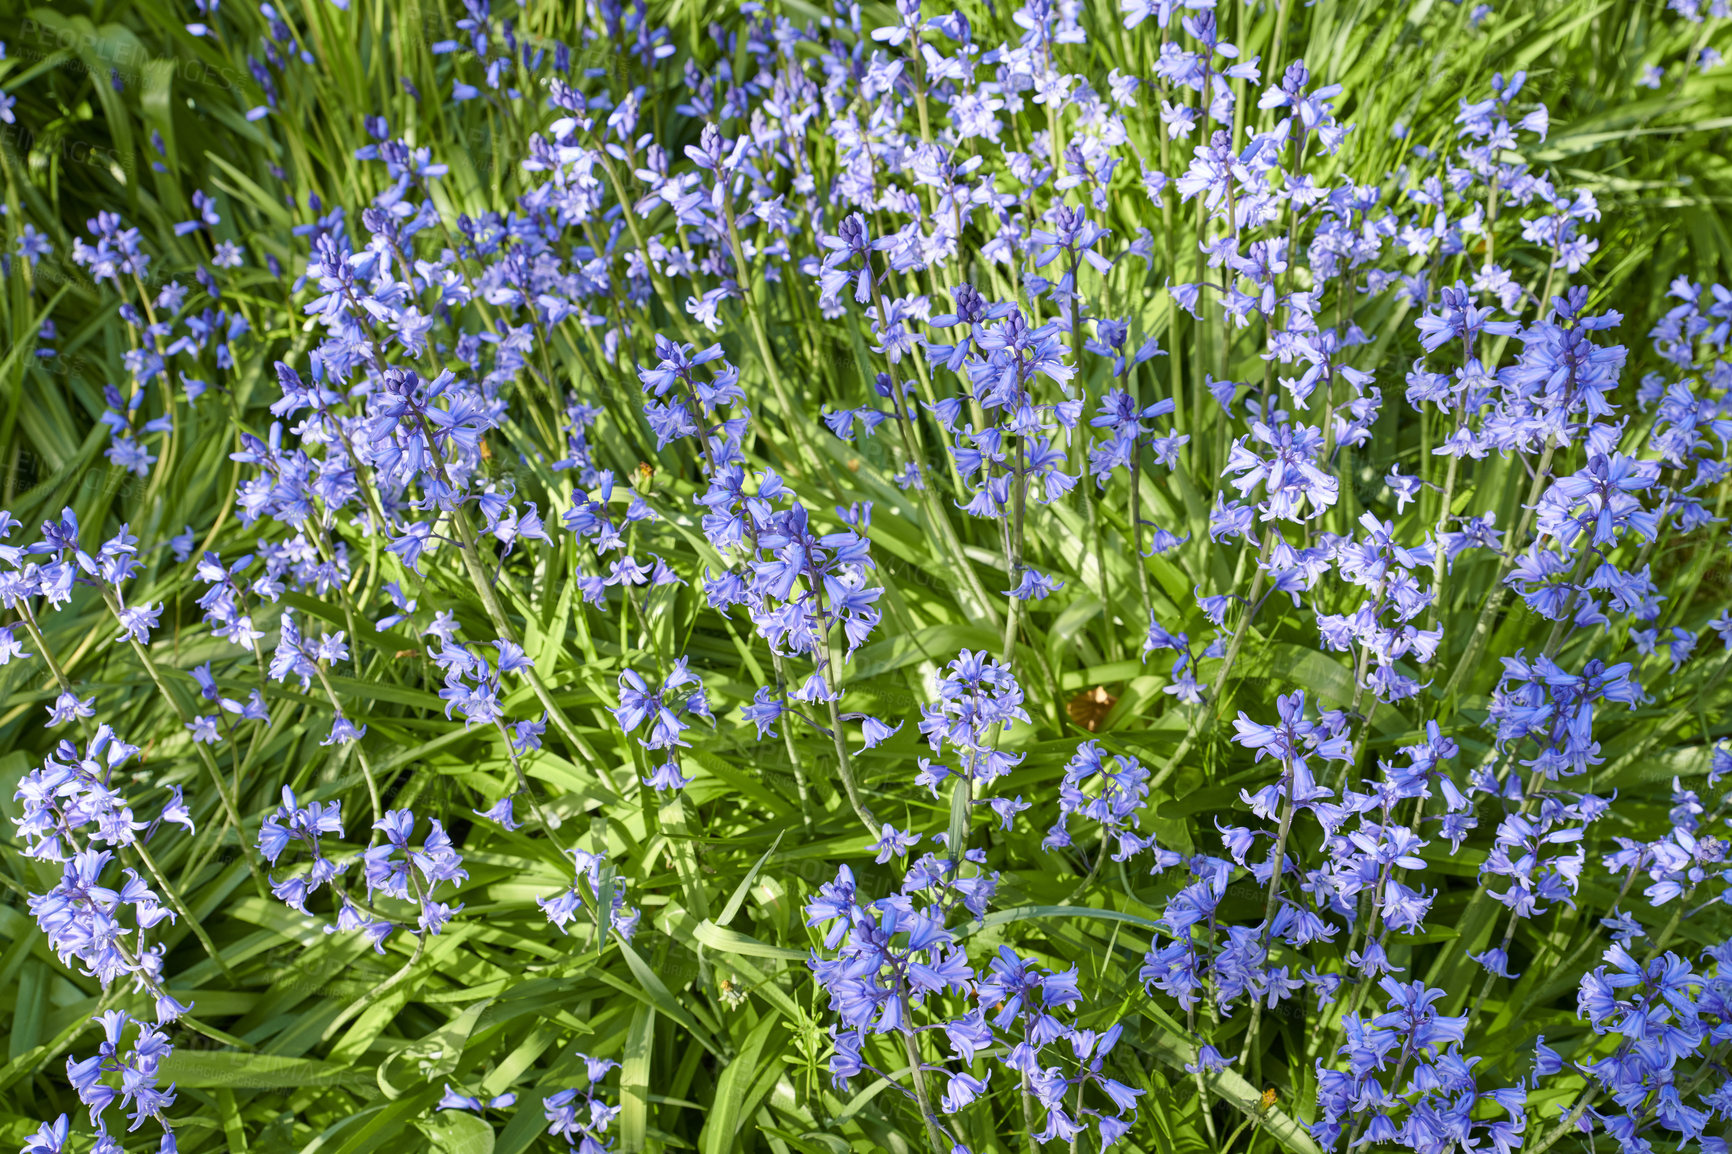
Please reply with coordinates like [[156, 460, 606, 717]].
[[439, 1085, 516, 1113], [614, 659, 712, 791], [544, 1053, 620, 1150]]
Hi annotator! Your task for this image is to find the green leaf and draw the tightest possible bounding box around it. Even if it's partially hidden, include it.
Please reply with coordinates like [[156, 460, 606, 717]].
[[422, 1110, 496, 1154], [698, 1014, 780, 1154], [956, 904, 1165, 939], [1135, 1005, 1323, 1154], [606, 941, 725, 1059], [693, 921, 808, 963], [620, 1005, 656, 1153], [715, 828, 788, 928], [851, 624, 1001, 681], [157, 1051, 375, 1092]]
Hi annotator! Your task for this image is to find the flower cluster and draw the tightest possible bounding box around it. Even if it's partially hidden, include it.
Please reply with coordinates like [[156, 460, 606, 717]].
[[12, 726, 194, 1022], [543, 1053, 621, 1154], [0, 0, 1728, 1149]]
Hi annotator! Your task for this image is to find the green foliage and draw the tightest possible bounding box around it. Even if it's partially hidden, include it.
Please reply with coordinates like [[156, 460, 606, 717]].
[[0, 0, 1728, 1152]]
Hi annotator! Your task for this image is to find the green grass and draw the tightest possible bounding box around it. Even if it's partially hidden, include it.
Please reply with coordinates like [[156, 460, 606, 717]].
[[0, 0, 1729, 1152]]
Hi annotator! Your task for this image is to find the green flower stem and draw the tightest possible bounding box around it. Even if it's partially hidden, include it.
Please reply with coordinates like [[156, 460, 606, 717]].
[[131, 836, 239, 986], [813, 573, 876, 838], [1237, 762, 1297, 1073], [866, 260, 1003, 630], [899, 1022, 948, 1154], [94, 591, 269, 899], [1440, 439, 1556, 700], [768, 648, 817, 824], [1153, 538, 1273, 790], [447, 504, 621, 795], [309, 663, 385, 831]]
